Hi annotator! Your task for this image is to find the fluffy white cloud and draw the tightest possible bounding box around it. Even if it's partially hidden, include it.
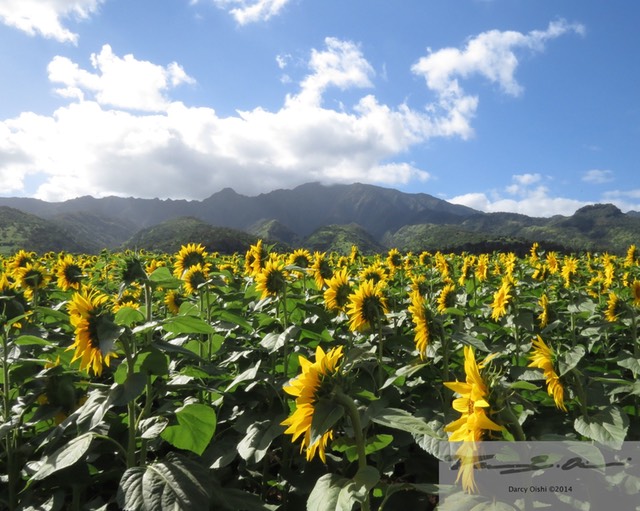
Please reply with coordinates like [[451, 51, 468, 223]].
[[582, 169, 614, 184], [449, 174, 587, 216], [0, 23, 578, 202], [411, 19, 584, 138], [48, 45, 195, 112], [602, 189, 640, 212], [0, 0, 104, 43], [211, 0, 292, 24]]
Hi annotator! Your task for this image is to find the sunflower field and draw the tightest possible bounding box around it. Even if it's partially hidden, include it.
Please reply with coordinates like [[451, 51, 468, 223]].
[[1, 241, 639, 510]]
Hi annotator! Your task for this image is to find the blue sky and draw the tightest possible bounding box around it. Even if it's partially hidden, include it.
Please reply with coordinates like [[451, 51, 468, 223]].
[[0, 1, 638, 216]]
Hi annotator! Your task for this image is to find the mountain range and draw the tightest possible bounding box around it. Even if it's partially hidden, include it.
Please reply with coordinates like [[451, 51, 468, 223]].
[[0, 182, 638, 256]]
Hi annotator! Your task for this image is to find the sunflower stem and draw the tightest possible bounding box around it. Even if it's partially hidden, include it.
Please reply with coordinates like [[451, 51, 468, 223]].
[[333, 389, 371, 511], [501, 401, 526, 441], [1, 325, 17, 511]]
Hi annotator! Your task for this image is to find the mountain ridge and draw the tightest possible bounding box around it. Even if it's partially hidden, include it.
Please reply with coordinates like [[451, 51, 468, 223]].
[[0, 182, 637, 255]]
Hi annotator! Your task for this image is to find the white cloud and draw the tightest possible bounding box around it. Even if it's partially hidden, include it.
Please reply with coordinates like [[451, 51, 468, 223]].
[[0, 0, 104, 43], [449, 174, 587, 216], [48, 45, 195, 112], [212, 0, 292, 24], [602, 190, 640, 212], [411, 19, 584, 138], [0, 24, 580, 202], [582, 169, 614, 184]]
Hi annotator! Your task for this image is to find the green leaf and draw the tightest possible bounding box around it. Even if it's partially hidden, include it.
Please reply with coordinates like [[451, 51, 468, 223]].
[[337, 466, 380, 510], [557, 345, 585, 376], [115, 306, 146, 327], [369, 407, 440, 437], [162, 315, 215, 335], [309, 398, 345, 447], [213, 309, 253, 331], [137, 347, 169, 376], [149, 266, 182, 289], [117, 453, 210, 511], [31, 433, 94, 481], [617, 353, 640, 377], [574, 405, 629, 449], [112, 372, 147, 407], [14, 335, 51, 346], [307, 473, 348, 511], [161, 403, 217, 455], [97, 315, 125, 355], [237, 419, 285, 464], [332, 434, 394, 462], [224, 361, 261, 392], [509, 381, 540, 391]]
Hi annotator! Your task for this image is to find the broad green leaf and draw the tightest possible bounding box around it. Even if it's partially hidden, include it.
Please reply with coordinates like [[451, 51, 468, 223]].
[[237, 419, 285, 463], [115, 306, 145, 327], [337, 466, 380, 510], [117, 453, 210, 511], [557, 345, 586, 376], [224, 361, 261, 392], [31, 433, 94, 481], [509, 381, 540, 391], [138, 347, 169, 376], [149, 266, 182, 289], [112, 372, 147, 407], [140, 416, 169, 440], [332, 434, 394, 462], [617, 353, 640, 377], [162, 315, 215, 335], [369, 407, 440, 437], [574, 405, 629, 449], [213, 309, 253, 331], [14, 335, 51, 346], [259, 326, 298, 353], [97, 316, 125, 355], [161, 403, 217, 455], [309, 398, 345, 447], [307, 473, 348, 511]]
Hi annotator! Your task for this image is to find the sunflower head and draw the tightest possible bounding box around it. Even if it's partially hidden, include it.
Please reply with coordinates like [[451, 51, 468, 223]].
[[120, 255, 148, 285], [67, 287, 120, 376], [323, 268, 352, 312], [255, 258, 287, 299], [437, 283, 456, 314], [528, 336, 566, 411], [288, 248, 312, 269], [165, 289, 186, 314], [408, 289, 430, 359], [14, 261, 50, 299], [605, 291, 624, 322], [56, 254, 85, 291], [630, 280, 640, 307], [183, 263, 210, 295], [174, 243, 209, 279], [490, 279, 512, 321], [311, 252, 333, 289], [346, 279, 389, 332], [281, 345, 344, 462]]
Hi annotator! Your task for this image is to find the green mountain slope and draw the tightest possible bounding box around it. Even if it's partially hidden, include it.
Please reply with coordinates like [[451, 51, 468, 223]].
[[123, 217, 259, 254], [303, 224, 386, 255]]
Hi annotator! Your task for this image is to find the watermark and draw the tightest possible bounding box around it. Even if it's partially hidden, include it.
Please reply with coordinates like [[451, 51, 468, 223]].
[[439, 441, 640, 510]]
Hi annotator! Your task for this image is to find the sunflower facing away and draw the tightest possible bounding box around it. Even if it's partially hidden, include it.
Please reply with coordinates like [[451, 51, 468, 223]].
[[346, 279, 389, 332], [408, 289, 430, 359], [444, 346, 504, 493], [528, 336, 567, 412], [281, 345, 344, 463], [67, 287, 119, 376]]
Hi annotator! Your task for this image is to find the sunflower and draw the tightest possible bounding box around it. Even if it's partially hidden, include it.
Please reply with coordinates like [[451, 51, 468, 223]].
[[561, 256, 578, 288], [537, 294, 549, 328], [546, 252, 560, 274], [288, 248, 312, 269], [281, 345, 344, 463], [444, 346, 504, 493], [490, 279, 512, 321], [528, 336, 567, 411], [173, 243, 208, 279], [631, 280, 640, 307], [386, 248, 403, 275], [13, 261, 50, 300], [323, 268, 352, 312], [625, 244, 637, 267], [358, 263, 387, 285], [437, 283, 456, 314], [244, 240, 268, 277], [408, 289, 429, 359], [8, 249, 34, 273], [605, 291, 623, 322], [474, 254, 489, 282], [183, 263, 210, 295], [164, 289, 186, 314], [56, 254, 85, 291], [346, 279, 388, 332], [311, 252, 333, 289], [458, 255, 475, 287], [255, 258, 287, 299], [67, 287, 118, 376]]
